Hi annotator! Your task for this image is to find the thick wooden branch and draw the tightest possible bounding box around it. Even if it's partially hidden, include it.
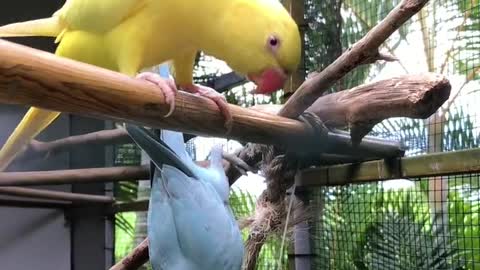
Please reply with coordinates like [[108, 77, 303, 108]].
[[307, 73, 450, 143], [0, 39, 311, 148], [7, 73, 448, 172], [0, 38, 447, 168], [5, 72, 445, 182], [279, 0, 430, 118], [0, 166, 149, 186], [0, 187, 114, 204], [252, 73, 450, 141]]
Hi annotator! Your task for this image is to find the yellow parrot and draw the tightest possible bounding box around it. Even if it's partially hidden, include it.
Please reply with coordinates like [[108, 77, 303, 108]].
[[0, 0, 301, 171]]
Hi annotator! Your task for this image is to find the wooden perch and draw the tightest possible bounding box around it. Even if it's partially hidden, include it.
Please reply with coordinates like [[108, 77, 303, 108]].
[[19, 128, 131, 162], [279, 0, 430, 119], [0, 187, 114, 204], [9, 127, 230, 172], [0, 66, 449, 165], [0, 198, 71, 209], [0, 166, 149, 186], [0, 39, 311, 148], [0, 161, 228, 187], [109, 238, 149, 270]]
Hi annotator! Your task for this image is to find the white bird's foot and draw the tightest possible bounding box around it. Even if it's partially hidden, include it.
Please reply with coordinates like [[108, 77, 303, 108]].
[[136, 72, 177, 117], [183, 84, 233, 133]]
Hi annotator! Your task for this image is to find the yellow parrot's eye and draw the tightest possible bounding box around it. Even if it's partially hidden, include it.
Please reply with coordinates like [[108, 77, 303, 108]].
[[267, 35, 281, 52]]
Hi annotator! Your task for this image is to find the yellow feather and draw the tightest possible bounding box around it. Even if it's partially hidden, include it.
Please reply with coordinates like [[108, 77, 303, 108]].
[[0, 0, 301, 170], [0, 17, 63, 38]]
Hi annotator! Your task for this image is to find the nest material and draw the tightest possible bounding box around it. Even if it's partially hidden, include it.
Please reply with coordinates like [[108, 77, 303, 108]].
[[240, 145, 312, 270], [241, 191, 311, 269]]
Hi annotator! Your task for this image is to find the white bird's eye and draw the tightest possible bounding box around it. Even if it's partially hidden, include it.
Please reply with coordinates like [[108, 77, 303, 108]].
[[267, 35, 281, 51]]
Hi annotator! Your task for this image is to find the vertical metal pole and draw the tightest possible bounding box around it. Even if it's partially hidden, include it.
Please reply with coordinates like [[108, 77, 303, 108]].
[[290, 173, 313, 270]]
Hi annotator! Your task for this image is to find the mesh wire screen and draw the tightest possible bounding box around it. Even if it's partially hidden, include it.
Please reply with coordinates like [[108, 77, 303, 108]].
[[309, 175, 480, 269], [304, 0, 480, 269]]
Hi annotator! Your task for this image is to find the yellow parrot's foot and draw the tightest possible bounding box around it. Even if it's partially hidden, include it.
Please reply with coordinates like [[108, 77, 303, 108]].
[[136, 72, 177, 117], [183, 84, 233, 133]]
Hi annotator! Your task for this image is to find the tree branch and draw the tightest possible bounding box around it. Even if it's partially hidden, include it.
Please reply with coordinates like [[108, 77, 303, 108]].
[[19, 128, 131, 162], [279, 0, 430, 118], [0, 160, 229, 186], [306, 73, 450, 144], [109, 238, 149, 270], [0, 166, 149, 186], [0, 187, 114, 204], [227, 72, 450, 183], [0, 39, 312, 147]]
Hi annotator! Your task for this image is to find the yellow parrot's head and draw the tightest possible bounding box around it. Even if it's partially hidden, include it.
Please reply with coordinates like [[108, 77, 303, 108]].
[[217, 0, 302, 95]]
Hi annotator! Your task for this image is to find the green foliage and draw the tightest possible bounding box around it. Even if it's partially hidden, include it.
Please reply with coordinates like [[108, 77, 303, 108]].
[[312, 183, 434, 269], [113, 141, 141, 202], [449, 187, 480, 269], [444, 108, 480, 151], [115, 212, 137, 262], [358, 212, 465, 269], [436, 0, 480, 78], [305, 0, 343, 73], [230, 188, 257, 218], [114, 140, 142, 263]]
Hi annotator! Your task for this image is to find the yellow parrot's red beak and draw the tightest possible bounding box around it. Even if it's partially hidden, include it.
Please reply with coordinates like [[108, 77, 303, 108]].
[[248, 68, 287, 95]]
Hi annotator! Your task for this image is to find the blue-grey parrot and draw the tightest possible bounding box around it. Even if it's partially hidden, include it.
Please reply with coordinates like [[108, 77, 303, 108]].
[[125, 125, 244, 270]]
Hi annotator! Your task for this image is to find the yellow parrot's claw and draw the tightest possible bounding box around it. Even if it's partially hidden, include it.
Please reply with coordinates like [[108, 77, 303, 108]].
[[136, 72, 178, 118], [183, 84, 233, 134]]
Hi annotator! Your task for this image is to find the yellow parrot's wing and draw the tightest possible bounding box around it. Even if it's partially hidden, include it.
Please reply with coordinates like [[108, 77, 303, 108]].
[[0, 0, 147, 39], [0, 0, 148, 171], [56, 0, 148, 34]]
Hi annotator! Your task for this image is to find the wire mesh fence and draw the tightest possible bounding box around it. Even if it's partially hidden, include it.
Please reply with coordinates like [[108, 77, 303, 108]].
[[304, 0, 480, 269], [309, 174, 480, 269]]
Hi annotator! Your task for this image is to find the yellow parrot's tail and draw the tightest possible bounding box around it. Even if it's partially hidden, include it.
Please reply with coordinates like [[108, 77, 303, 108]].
[[0, 109, 61, 171], [0, 17, 65, 170], [0, 17, 62, 38]]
